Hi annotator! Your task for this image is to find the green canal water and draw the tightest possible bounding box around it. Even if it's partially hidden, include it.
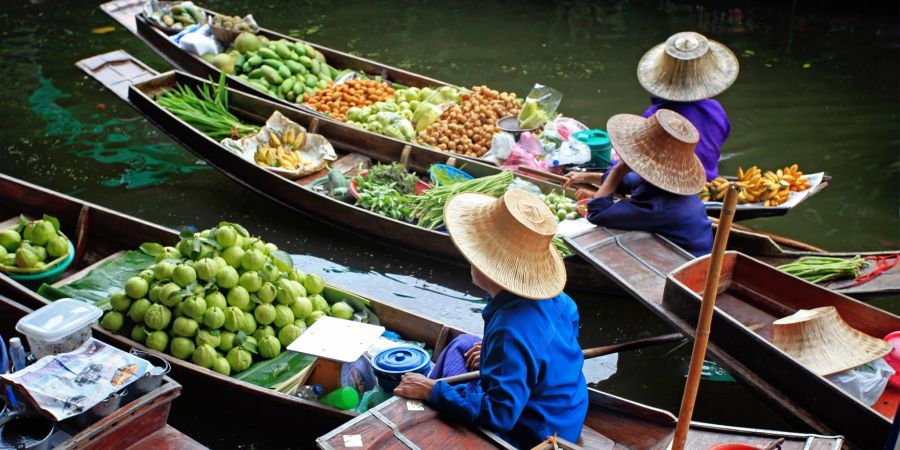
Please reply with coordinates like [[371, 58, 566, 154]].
[[0, 1, 898, 448]]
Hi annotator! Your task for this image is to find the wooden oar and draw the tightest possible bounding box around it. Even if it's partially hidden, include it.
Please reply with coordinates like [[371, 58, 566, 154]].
[[671, 184, 739, 450], [438, 332, 684, 385]]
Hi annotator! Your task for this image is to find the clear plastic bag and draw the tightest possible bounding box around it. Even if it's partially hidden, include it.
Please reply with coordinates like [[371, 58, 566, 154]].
[[518, 83, 562, 129], [507, 178, 542, 196], [486, 132, 516, 161], [412, 86, 463, 132], [368, 111, 415, 141], [826, 357, 895, 406], [547, 139, 592, 168]]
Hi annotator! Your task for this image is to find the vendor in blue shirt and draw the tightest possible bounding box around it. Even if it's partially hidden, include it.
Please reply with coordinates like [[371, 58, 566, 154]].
[[563, 109, 713, 257], [393, 189, 588, 449]]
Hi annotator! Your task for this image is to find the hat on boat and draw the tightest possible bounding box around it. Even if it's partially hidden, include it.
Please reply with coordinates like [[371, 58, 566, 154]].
[[773, 306, 892, 376], [444, 189, 566, 300], [637, 31, 739, 102], [606, 109, 706, 195]]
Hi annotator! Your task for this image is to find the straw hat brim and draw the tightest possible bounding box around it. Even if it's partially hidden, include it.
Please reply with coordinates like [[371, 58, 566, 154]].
[[773, 307, 893, 376], [444, 192, 566, 300], [637, 39, 739, 102], [607, 114, 706, 195]]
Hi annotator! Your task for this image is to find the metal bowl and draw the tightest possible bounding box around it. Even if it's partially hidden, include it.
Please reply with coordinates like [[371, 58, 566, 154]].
[[497, 115, 539, 140]]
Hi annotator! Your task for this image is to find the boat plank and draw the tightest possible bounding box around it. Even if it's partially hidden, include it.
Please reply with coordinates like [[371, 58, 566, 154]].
[[295, 153, 371, 186]]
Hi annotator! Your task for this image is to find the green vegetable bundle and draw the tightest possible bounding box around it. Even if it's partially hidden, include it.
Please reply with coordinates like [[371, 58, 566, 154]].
[[157, 74, 259, 139], [410, 171, 514, 230], [777, 256, 867, 284], [356, 163, 420, 195]]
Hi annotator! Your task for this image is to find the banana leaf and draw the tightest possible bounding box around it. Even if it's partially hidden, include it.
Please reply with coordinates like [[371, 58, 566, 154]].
[[233, 351, 315, 388], [37, 250, 155, 309]]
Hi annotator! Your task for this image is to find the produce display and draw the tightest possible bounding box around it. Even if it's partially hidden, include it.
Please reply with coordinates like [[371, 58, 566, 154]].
[[304, 79, 395, 122], [147, 1, 204, 31], [0, 216, 70, 272], [212, 14, 257, 34], [701, 164, 811, 206], [417, 86, 521, 158], [157, 74, 259, 140], [254, 128, 310, 171], [410, 170, 513, 230], [344, 86, 465, 142], [230, 33, 338, 101], [778, 256, 867, 284], [98, 222, 369, 375], [354, 163, 421, 221], [539, 192, 579, 222]]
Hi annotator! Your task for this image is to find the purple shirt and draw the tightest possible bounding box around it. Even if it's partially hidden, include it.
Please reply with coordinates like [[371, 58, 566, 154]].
[[641, 97, 730, 181]]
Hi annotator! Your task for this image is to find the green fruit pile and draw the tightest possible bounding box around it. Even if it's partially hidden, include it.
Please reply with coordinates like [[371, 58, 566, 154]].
[[345, 86, 466, 142], [0, 216, 70, 271], [538, 192, 578, 222], [99, 222, 361, 375], [230, 33, 337, 103]]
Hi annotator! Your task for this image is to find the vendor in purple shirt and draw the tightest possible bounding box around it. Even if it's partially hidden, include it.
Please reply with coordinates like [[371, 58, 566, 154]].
[[565, 109, 713, 257], [635, 31, 739, 180]]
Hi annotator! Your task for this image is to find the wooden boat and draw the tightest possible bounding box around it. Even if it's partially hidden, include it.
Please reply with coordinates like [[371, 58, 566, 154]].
[[99, 0, 830, 221], [317, 389, 843, 449], [564, 226, 894, 448], [0, 172, 469, 441], [0, 295, 204, 449], [76, 50, 613, 294], [0, 176, 843, 450]]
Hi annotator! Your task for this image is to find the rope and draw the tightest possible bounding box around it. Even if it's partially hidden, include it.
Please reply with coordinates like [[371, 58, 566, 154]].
[[852, 254, 899, 286]]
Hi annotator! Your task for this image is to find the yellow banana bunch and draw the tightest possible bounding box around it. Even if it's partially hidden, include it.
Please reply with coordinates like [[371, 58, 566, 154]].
[[765, 189, 790, 207], [735, 166, 766, 203], [255, 127, 310, 171], [782, 164, 810, 192], [760, 170, 791, 206], [701, 177, 730, 201]]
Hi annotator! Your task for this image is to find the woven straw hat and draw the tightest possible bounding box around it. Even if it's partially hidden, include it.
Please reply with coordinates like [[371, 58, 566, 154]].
[[637, 31, 739, 102], [606, 109, 706, 195], [773, 306, 892, 376], [444, 189, 566, 300]]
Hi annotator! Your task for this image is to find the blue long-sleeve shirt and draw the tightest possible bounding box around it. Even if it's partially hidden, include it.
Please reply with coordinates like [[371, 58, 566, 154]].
[[587, 173, 713, 257], [428, 291, 588, 449]]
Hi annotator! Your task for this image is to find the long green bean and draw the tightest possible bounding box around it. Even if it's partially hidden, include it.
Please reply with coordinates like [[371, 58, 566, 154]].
[[777, 255, 867, 283], [410, 171, 514, 230]]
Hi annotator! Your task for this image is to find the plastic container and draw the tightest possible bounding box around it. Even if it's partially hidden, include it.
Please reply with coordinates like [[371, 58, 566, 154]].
[[5, 240, 75, 288], [319, 386, 360, 411], [429, 164, 474, 186], [297, 384, 325, 401], [371, 346, 432, 392], [15, 299, 102, 360], [573, 129, 612, 169]]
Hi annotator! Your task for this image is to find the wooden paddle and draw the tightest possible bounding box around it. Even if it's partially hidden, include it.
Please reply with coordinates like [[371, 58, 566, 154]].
[[438, 332, 684, 385], [671, 184, 739, 450]]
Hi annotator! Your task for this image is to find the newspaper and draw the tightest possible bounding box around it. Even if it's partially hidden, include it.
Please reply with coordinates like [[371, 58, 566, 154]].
[[1, 338, 150, 421]]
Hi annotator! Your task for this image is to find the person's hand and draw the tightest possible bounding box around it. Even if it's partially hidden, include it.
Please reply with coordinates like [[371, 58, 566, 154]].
[[576, 188, 596, 201], [465, 343, 482, 370], [563, 171, 590, 189], [393, 373, 436, 401]]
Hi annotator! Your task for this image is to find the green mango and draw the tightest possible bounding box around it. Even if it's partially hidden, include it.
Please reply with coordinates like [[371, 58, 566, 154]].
[[248, 68, 266, 79], [316, 79, 328, 90], [278, 65, 291, 80], [241, 62, 252, 73], [280, 77, 296, 93], [292, 42, 307, 56], [260, 66, 282, 85], [330, 66, 338, 78], [314, 50, 326, 64], [234, 54, 247, 68], [285, 60, 305, 75], [305, 74, 318, 88], [310, 59, 320, 76], [261, 59, 286, 71], [247, 55, 263, 67], [258, 48, 279, 60], [275, 43, 294, 60], [293, 81, 305, 96], [305, 44, 316, 59], [298, 56, 313, 67], [286, 90, 296, 102]]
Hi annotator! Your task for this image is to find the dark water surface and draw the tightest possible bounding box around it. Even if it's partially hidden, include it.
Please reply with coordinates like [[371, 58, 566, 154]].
[[1, 0, 898, 448]]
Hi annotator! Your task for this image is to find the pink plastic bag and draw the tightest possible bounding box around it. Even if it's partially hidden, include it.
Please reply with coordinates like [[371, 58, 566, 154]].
[[552, 117, 588, 141], [499, 143, 547, 172], [517, 132, 543, 154]]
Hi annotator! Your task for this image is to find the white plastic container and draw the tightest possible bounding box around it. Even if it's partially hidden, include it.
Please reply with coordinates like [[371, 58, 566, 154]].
[[15, 298, 103, 360]]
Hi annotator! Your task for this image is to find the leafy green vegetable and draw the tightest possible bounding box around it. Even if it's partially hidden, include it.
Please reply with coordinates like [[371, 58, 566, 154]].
[[38, 251, 156, 308], [356, 163, 420, 195], [157, 73, 259, 140], [232, 350, 315, 388]]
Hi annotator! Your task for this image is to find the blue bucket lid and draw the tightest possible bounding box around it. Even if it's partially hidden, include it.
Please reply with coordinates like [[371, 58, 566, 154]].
[[373, 346, 430, 374], [573, 129, 611, 149]]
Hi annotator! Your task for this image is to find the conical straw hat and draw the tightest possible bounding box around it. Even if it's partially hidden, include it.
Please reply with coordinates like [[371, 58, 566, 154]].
[[606, 109, 706, 195], [773, 306, 892, 376], [637, 31, 739, 102], [444, 189, 566, 300]]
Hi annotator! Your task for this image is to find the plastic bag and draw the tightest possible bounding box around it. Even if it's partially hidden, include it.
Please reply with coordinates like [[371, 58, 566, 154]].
[[518, 83, 562, 129], [498, 144, 546, 173], [486, 132, 516, 162], [507, 178, 542, 196], [826, 357, 895, 406], [517, 132, 543, 155], [173, 24, 222, 57], [553, 117, 589, 141], [547, 139, 592, 168], [412, 87, 463, 132], [367, 111, 415, 141], [220, 111, 337, 179]]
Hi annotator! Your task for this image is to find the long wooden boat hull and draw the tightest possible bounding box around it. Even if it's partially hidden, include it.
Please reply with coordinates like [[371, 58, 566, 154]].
[[316, 388, 843, 449], [76, 52, 612, 294], [663, 252, 899, 450], [0, 173, 469, 440], [100, 0, 830, 221], [564, 227, 891, 448]]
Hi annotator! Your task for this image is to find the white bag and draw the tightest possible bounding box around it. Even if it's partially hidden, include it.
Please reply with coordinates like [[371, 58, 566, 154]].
[[826, 357, 895, 406]]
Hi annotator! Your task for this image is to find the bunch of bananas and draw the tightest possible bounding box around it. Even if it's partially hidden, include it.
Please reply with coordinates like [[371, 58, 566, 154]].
[[254, 128, 309, 170], [699, 164, 812, 207]]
